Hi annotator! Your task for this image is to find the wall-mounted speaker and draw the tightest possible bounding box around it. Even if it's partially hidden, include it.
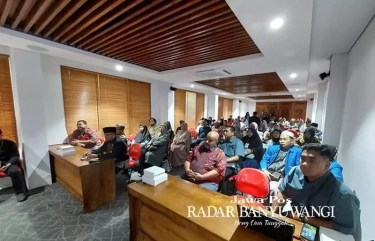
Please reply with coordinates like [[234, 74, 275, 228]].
[[170, 87, 177, 91]]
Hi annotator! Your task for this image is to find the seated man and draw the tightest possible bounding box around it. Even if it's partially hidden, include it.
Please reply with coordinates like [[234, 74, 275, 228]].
[[85, 127, 128, 174], [0, 129, 27, 202], [68, 120, 98, 148], [219, 126, 245, 177], [260, 130, 302, 200], [310, 123, 323, 142], [191, 119, 211, 148], [273, 143, 361, 241], [182, 131, 227, 191], [115, 123, 130, 146]]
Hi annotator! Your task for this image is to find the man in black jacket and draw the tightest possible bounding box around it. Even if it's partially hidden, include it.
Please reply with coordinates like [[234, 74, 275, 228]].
[[0, 129, 27, 202], [85, 127, 129, 174], [248, 111, 261, 127]]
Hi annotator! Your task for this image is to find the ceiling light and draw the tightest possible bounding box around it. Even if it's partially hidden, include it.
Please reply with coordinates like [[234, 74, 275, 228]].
[[270, 18, 284, 29], [190, 84, 194, 88], [298, 95, 301, 97], [115, 65, 123, 71], [290, 73, 297, 79], [296, 89, 299, 91], [300, 99, 302, 100]]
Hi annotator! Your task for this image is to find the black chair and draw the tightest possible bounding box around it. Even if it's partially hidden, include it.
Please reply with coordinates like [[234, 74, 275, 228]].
[[218, 157, 243, 195]]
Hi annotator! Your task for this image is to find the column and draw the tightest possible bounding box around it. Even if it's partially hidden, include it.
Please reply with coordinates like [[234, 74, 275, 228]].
[[313, 82, 327, 129], [205, 92, 218, 120], [9, 48, 51, 189], [168, 90, 175, 129], [232, 99, 240, 117], [306, 95, 315, 120], [322, 54, 348, 147], [151, 81, 170, 124]]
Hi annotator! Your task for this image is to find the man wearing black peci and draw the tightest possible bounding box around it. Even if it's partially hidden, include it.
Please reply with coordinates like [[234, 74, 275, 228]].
[[0, 129, 27, 202], [85, 127, 129, 174]]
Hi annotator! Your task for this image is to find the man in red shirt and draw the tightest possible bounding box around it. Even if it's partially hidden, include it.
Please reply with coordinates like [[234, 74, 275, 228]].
[[182, 131, 227, 191], [68, 120, 98, 148]]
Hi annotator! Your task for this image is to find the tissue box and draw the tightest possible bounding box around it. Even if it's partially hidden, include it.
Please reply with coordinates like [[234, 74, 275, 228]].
[[143, 166, 165, 179], [142, 173, 168, 186], [57, 145, 76, 156]]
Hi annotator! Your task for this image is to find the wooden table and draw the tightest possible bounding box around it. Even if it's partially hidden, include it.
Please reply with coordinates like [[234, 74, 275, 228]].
[[49, 145, 116, 213], [128, 175, 303, 241]]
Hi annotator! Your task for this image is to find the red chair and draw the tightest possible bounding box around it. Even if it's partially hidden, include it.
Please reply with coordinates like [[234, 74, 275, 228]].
[[189, 130, 197, 139], [127, 133, 136, 142], [232, 168, 270, 210], [127, 143, 142, 168]]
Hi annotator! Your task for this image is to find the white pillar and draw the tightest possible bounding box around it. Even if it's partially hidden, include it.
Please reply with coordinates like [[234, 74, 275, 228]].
[[232, 99, 240, 117], [9, 48, 51, 189], [205, 92, 218, 120], [306, 98, 314, 120], [314, 82, 327, 129], [151, 81, 170, 124], [168, 90, 175, 129], [322, 54, 348, 147]]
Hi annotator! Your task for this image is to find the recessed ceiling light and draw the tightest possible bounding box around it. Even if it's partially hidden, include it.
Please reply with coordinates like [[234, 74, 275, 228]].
[[115, 65, 123, 71], [190, 84, 194, 88], [300, 99, 302, 100], [296, 89, 299, 91], [290, 73, 297, 79], [298, 95, 301, 97], [270, 18, 284, 29]]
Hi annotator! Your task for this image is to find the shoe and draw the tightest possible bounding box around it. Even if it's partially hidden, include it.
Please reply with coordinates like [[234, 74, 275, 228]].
[[17, 193, 27, 202]]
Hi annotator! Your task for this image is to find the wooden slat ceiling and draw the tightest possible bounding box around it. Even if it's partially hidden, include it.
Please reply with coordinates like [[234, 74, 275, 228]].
[[196, 72, 288, 94], [0, 0, 261, 72], [249, 95, 294, 100]]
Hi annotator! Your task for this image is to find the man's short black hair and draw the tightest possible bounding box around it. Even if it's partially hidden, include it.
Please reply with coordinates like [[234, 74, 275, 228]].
[[253, 111, 257, 115], [311, 123, 318, 128], [77, 120, 87, 124], [225, 126, 235, 133], [149, 118, 156, 123], [302, 143, 336, 161]]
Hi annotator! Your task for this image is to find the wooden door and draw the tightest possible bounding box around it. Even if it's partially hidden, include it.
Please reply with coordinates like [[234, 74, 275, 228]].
[[278, 102, 293, 120], [293, 102, 307, 119]]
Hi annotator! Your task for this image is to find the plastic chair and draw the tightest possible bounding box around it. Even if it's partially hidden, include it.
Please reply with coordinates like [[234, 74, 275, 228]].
[[127, 133, 137, 142], [189, 130, 197, 139], [232, 168, 270, 210]]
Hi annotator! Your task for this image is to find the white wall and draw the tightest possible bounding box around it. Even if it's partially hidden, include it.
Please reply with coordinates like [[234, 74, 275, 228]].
[[232, 99, 240, 117], [306, 98, 314, 119], [205, 92, 218, 120], [239, 99, 256, 117], [322, 54, 348, 147], [151, 81, 171, 124], [338, 17, 375, 240], [313, 82, 327, 128]]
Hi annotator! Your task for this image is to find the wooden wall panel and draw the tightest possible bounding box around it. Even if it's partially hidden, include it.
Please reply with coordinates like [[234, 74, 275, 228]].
[[185, 92, 196, 129], [195, 93, 205, 127], [61, 66, 151, 137], [128, 80, 151, 135], [174, 89, 186, 131], [98, 75, 128, 135], [255, 101, 308, 120], [0, 55, 18, 142], [218, 97, 233, 119], [61, 67, 99, 135]]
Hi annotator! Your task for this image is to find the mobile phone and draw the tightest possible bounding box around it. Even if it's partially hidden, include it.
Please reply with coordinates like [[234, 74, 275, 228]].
[[300, 223, 318, 241]]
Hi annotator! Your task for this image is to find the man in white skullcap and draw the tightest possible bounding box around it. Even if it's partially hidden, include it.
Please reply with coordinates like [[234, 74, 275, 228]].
[[260, 130, 302, 205]]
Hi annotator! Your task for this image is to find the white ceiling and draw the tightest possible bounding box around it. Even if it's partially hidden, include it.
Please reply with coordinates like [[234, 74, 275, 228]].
[[0, 0, 374, 101]]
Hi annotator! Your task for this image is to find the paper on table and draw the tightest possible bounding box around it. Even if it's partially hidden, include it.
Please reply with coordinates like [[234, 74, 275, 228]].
[[319, 227, 354, 241]]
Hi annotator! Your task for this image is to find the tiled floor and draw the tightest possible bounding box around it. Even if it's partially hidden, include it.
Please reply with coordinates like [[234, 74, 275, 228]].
[[0, 167, 185, 241], [0, 174, 130, 241]]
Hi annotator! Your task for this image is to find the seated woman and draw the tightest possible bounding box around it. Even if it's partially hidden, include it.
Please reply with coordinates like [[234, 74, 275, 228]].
[[164, 121, 174, 140], [169, 122, 191, 167], [241, 128, 264, 169], [295, 127, 320, 147], [144, 124, 169, 168], [263, 128, 282, 148], [249, 122, 264, 141], [132, 124, 151, 148]]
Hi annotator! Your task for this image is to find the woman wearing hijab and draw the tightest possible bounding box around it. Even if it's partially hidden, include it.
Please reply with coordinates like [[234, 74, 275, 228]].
[[249, 122, 264, 141], [144, 124, 169, 168], [263, 128, 282, 148], [133, 124, 151, 148], [241, 128, 264, 169], [295, 127, 320, 147], [163, 121, 174, 140], [169, 122, 192, 167]]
